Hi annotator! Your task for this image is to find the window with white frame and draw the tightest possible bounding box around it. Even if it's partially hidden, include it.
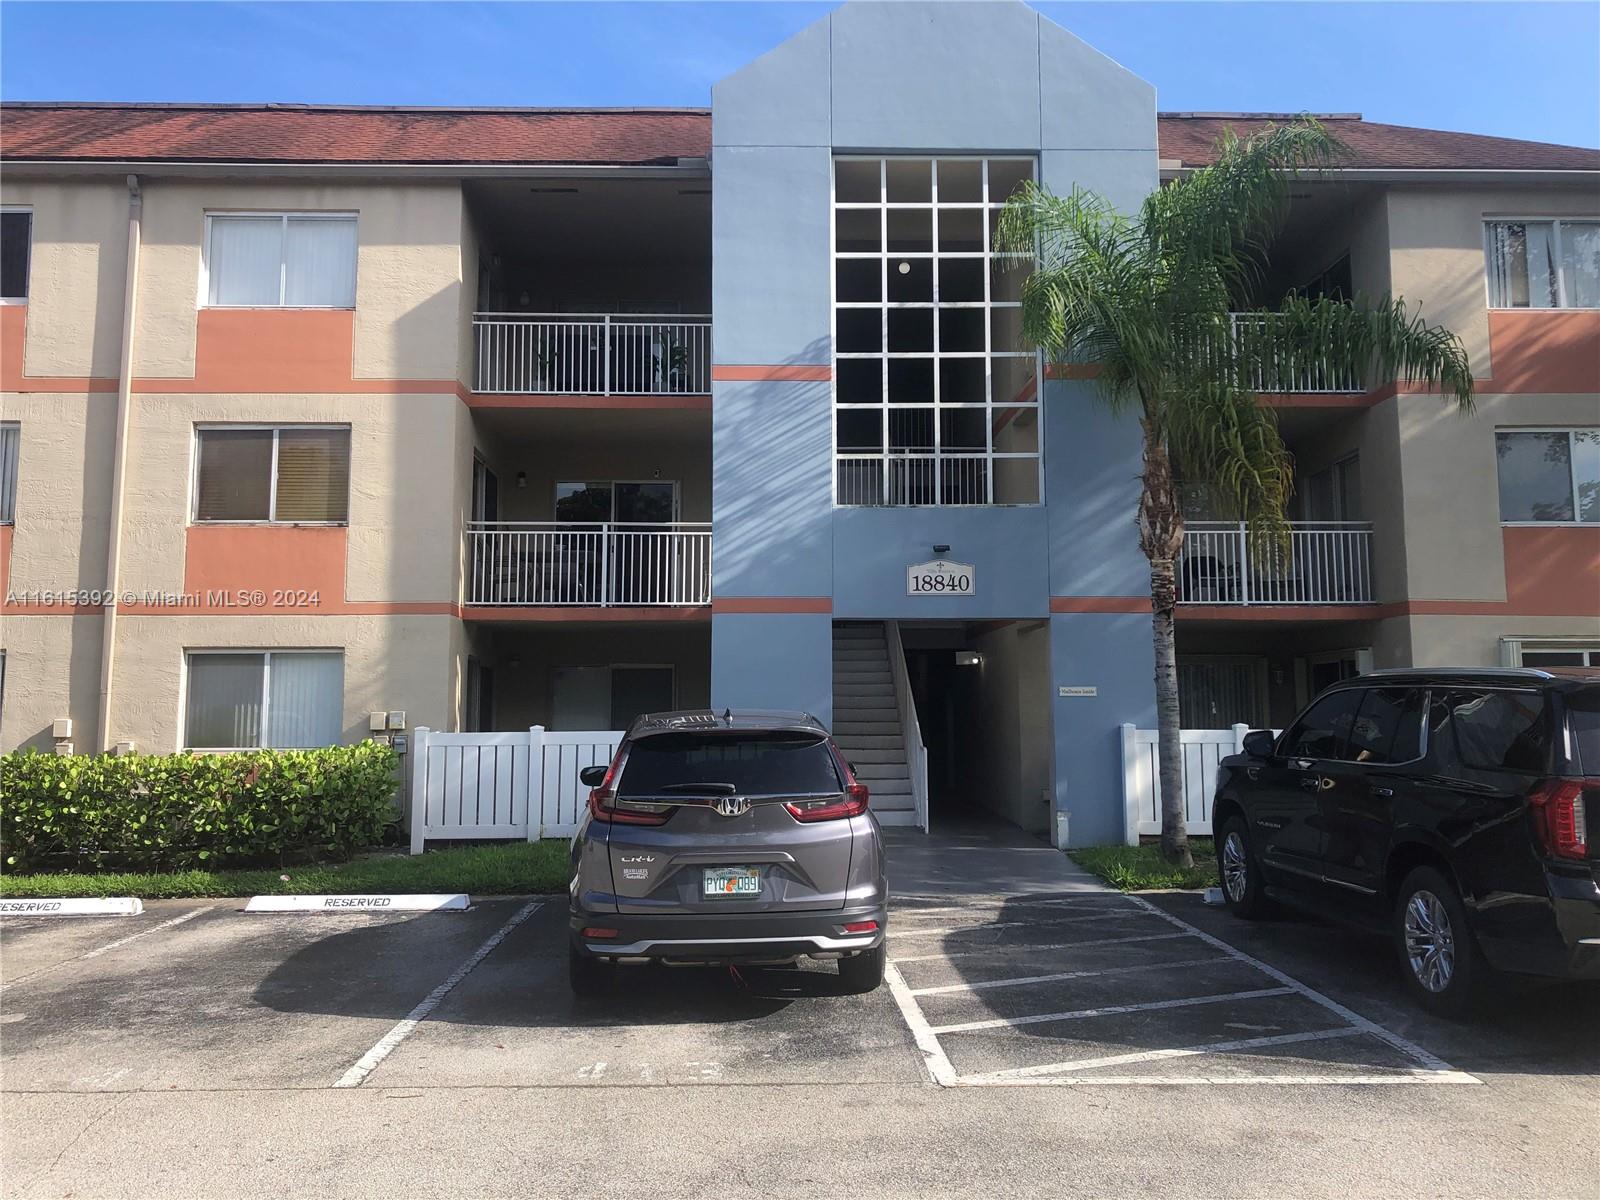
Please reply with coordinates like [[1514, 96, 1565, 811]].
[[1485, 219, 1600, 309], [1, 208, 31, 301], [1495, 429, 1599, 524], [185, 650, 344, 750], [194, 426, 350, 523], [834, 157, 1041, 506], [0, 422, 18, 523], [204, 213, 357, 308]]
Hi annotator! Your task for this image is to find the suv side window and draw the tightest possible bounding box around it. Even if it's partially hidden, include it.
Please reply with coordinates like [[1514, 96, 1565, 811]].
[[1348, 687, 1427, 764], [1282, 688, 1365, 760], [1428, 689, 1551, 773]]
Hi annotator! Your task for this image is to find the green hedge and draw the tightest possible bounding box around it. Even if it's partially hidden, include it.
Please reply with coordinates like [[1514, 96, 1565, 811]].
[[0, 742, 400, 872]]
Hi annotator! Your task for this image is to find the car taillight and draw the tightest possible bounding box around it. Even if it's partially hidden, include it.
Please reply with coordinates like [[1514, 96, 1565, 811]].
[[1529, 779, 1592, 861], [586, 755, 671, 826], [787, 745, 871, 822]]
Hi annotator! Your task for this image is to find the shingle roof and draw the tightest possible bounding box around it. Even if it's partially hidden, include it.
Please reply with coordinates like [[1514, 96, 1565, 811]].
[[0, 104, 712, 166], [1156, 114, 1600, 171], [2, 103, 1595, 172]]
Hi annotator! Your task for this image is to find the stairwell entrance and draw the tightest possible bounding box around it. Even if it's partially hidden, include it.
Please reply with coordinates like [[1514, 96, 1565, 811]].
[[831, 619, 1052, 837]]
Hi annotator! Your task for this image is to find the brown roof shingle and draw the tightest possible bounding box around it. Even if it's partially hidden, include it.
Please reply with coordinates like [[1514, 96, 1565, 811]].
[[2, 104, 1594, 173], [1156, 114, 1600, 171], [0, 104, 712, 166]]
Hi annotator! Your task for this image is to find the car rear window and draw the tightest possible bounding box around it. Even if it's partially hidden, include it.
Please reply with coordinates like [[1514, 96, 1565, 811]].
[[1430, 689, 1551, 773], [1565, 687, 1600, 775], [616, 732, 843, 797]]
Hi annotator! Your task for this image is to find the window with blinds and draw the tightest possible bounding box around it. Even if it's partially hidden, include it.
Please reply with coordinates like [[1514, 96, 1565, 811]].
[[205, 213, 357, 308], [185, 651, 344, 749], [194, 426, 350, 523], [0, 422, 18, 523]]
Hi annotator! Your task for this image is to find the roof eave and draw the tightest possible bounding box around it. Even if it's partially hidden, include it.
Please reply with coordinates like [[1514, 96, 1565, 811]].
[[1158, 165, 1600, 184], [0, 158, 713, 179]]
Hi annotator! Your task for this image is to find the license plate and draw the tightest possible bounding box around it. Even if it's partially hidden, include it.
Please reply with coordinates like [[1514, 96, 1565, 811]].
[[703, 867, 762, 898]]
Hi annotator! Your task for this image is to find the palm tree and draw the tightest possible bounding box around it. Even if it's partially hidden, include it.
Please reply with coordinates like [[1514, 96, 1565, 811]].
[[996, 119, 1474, 867]]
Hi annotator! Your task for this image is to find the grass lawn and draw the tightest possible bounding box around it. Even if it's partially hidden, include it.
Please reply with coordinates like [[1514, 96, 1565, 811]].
[[1070, 839, 1219, 891], [0, 841, 572, 900]]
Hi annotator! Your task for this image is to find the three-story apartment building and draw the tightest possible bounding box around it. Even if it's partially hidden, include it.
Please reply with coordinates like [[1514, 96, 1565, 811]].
[[2, 1, 1596, 846]]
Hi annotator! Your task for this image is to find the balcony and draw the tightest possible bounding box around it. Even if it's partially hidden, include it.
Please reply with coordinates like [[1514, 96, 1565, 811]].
[[472, 314, 711, 397], [1227, 313, 1364, 394], [1178, 521, 1374, 606], [466, 521, 711, 607]]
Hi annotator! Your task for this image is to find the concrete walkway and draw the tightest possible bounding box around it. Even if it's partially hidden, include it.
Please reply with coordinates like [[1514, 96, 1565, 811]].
[[883, 817, 1106, 898]]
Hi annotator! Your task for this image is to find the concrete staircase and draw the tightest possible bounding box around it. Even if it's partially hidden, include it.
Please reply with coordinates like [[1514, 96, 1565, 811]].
[[832, 622, 917, 825]]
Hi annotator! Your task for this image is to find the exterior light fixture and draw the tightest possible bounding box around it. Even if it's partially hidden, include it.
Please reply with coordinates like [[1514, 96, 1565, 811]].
[[897, 261, 912, 274], [956, 651, 983, 667], [933, 543, 951, 554], [516, 471, 527, 488]]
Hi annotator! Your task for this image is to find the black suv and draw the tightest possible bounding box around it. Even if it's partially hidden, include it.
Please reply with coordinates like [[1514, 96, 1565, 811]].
[[1214, 667, 1599, 1014]]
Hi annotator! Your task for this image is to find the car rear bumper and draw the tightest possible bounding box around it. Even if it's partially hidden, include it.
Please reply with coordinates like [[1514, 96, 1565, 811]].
[[1478, 870, 1600, 981], [569, 901, 887, 961]]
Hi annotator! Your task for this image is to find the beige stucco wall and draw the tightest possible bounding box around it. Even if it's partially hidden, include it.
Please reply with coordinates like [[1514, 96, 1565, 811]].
[[102, 612, 461, 752], [0, 392, 116, 592], [0, 614, 105, 751], [0, 179, 129, 379], [1386, 184, 1600, 378], [115, 391, 462, 603], [1406, 613, 1600, 669], [133, 179, 466, 381]]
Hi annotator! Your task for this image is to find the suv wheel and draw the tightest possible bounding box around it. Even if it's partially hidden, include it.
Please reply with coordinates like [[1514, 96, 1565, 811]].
[[837, 942, 886, 994], [568, 942, 613, 997], [1217, 815, 1272, 919], [1393, 866, 1482, 1017]]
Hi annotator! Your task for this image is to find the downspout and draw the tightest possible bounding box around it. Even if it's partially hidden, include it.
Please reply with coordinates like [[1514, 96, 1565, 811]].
[[96, 174, 141, 752]]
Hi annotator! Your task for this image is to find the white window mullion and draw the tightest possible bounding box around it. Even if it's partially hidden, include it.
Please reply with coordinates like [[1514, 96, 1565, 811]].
[[880, 158, 889, 506], [267, 429, 281, 521], [1571, 430, 1583, 524], [981, 158, 995, 505], [259, 652, 274, 749], [278, 214, 290, 306], [930, 158, 943, 504]]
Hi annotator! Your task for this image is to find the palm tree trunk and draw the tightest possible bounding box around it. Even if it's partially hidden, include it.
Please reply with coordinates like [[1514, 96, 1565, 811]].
[[1137, 418, 1192, 868]]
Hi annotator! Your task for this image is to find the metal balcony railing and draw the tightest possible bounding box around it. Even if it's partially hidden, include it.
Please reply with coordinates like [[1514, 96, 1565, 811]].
[[1178, 521, 1375, 606], [472, 313, 712, 396], [466, 521, 712, 607], [1227, 313, 1365, 394]]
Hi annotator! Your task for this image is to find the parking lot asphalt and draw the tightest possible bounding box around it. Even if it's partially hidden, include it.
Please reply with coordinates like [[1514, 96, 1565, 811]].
[[3, 824, 1597, 1199]]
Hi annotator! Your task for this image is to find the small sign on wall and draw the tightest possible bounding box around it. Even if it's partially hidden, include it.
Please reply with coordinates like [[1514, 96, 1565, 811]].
[[907, 560, 975, 596], [1058, 686, 1098, 697]]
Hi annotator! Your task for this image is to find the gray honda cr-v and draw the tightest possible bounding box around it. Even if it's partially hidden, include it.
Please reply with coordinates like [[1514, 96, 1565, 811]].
[[568, 709, 888, 995]]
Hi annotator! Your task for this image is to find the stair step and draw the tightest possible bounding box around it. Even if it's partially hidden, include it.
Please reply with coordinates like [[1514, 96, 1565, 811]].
[[831, 734, 904, 751], [833, 633, 886, 644], [854, 762, 910, 780], [834, 709, 899, 723], [836, 682, 894, 696], [834, 673, 892, 687], [834, 722, 902, 736], [838, 747, 906, 765], [833, 646, 887, 658], [866, 778, 913, 795]]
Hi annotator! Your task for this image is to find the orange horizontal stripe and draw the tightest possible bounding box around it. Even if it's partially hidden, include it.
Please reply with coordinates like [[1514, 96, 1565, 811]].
[[712, 596, 833, 614], [712, 365, 832, 382], [1050, 596, 1152, 614]]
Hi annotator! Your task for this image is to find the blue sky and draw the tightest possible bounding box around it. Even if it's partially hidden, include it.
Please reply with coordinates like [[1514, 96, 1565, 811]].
[[2, 2, 1596, 148]]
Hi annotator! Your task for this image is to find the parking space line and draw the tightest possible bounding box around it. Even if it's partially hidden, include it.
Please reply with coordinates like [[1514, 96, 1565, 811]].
[[884, 962, 959, 1087], [959, 1027, 1368, 1082], [0, 906, 216, 991], [332, 900, 541, 1089], [893, 895, 1129, 917], [928, 987, 1295, 1034], [907, 955, 1232, 997], [1121, 895, 1477, 1081], [889, 931, 1193, 964], [889, 911, 1139, 938]]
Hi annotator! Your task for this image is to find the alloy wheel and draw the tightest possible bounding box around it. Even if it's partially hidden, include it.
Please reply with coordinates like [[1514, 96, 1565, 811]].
[[1403, 889, 1455, 993], [1222, 831, 1249, 902]]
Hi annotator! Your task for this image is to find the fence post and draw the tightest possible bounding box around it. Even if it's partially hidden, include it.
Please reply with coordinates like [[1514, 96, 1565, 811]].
[[528, 726, 546, 841], [1231, 722, 1250, 756], [602, 314, 611, 395], [1236, 521, 1251, 605], [1120, 723, 1141, 847], [409, 727, 430, 855]]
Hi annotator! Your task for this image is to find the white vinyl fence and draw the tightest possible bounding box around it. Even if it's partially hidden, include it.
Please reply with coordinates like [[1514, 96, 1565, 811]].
[[408, 726, 621, 850], [1120, 724, 1280, 845]]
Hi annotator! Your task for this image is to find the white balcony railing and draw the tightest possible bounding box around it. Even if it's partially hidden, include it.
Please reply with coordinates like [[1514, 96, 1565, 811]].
[[467, 521, 711, 607], [837, 451, 992, 506], [472, 313, 711, 396], [1227, 313, 1364, 394], [1178, 521, 1374, 606]]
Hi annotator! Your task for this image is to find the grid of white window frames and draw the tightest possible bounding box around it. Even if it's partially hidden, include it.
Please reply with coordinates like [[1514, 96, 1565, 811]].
[[1494, 428, 1600, 523], [185, 651, 344, 749], [1485, 219, 1600, 309], [205, 213, 358, 308], [834, 157, 1041, 505], [1517, 645, 1600, 668], [194, 426, 351, 523]]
